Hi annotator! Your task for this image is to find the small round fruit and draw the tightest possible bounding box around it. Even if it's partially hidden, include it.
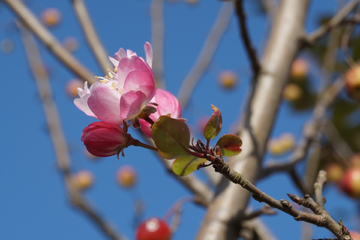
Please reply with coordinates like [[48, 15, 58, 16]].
[[63, 37, 78, 52], [136, 217, 171, 240], [291, 58, 308, 79], [72, 170, 94, 190], [340, 167, 360, 198], [279, 133, 295, 152], [268, 139, 284, 156], [116, 165, 137, 188], [349, 153, 360, 168], [41, 8, 61, 27], [218, 70, 238, 89], [345, 66, 360, 101], [66, 79, 83, 98], [283, 83, 302, 101], [323, 163, 344, 183], [350, 231, 360, 240]]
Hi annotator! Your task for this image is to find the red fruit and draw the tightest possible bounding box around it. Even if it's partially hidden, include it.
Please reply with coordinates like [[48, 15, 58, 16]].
[[340, 167, 360, 198], [345, 66, 360, 101], [136, 217, 171, 240], [116, 165, 137, 188], [350, 231, 360, 240]]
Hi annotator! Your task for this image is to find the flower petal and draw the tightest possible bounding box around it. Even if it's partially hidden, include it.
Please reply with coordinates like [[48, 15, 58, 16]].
[[117, 56, 153, 88], [154, 89, 182, 118], [114, 48, 126, 60], [120, 91, 147, 121], [87, 82, 123, 125], [123, 70, 155, 103], [144, 42, 153, 68], [74, 94, 97, 118]]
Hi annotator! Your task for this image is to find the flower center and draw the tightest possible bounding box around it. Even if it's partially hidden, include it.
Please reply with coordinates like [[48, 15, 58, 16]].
[[95, 68, 124, 94]]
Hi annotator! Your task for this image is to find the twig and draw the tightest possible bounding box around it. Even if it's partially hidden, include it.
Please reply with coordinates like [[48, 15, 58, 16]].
[[288, 168, 311, 195], [151, 0, 165, 89], [241, 205, 277, 221], [314, 170, 327, 207], [71, 0, 112, 75], [324, 121, 353, 161], [306, 0, 360, 45], [259, 75, 346, 179], [234, 0, 261, 76], [177, 2, 233, 108], [18, 24, 126, 240], [157, 156, 213, 207], [212, 159, 350, 239], [4, 0, 96, 84]]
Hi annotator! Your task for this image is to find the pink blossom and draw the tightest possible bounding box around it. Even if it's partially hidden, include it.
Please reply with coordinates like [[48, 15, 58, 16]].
[[81, 122, 128, 157], [74, 42, 155, 125], [140, 88, 182, 137]]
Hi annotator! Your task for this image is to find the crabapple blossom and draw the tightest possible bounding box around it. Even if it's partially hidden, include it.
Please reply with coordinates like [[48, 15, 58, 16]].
[[74, 42, 155, 125], [81, 121, 129, 157], [139, 88, 182, 138]]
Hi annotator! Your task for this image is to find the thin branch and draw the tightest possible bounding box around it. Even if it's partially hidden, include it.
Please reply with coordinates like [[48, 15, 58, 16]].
[[151, 0, 165, 89], [18, 24, 126, 240], [259, 75, 346, 179], [241, 205, 277, 221], [71, 0, 112, 75], [288, 168, 311, 195], [314, 170, 327, 207], [4, 0, 96, 84], [177, 2, 233, 108], [234, 0, 261, 75], [212, 159, 350, 239], [306, 0, 360, 45]]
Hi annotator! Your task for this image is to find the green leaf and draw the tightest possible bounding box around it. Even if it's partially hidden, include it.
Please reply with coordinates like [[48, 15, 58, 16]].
[[152, 116, 190, 159], [204, 105, 223, 140], [172, 155, 207, 176], [216, 134, 242, 157]]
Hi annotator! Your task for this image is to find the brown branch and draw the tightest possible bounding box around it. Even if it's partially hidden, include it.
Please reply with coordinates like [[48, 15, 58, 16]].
[[241, 205, 277, 221], [151, 0, 165, 89], [314, 170, 327, 207], [259, 75, 346, 179], [177, 2, 233, 108], [195, 1, 311, 239], [288, 168, 311, 195], [71, 0, 112, 75], [212, 159, 350, 239], [234, 0, 261, 75], [4, 0, 96, 84], [305, 0, 360, 45], [18, 24, 126, 240]]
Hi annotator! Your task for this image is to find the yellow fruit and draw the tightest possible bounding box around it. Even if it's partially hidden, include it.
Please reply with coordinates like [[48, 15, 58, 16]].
[[218, 71, 238, 89], [66, 79, 83, 98], [41, 8, 61, 27], [72, 170, 94, 190], [283, 83, 302, 101], [116, 165, 137, 188], [323, 163, 344, 183], [291, 58, 308, 79]]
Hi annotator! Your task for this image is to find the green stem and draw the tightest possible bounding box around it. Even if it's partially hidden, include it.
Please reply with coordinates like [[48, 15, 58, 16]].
[[132, 139, 158, 151]]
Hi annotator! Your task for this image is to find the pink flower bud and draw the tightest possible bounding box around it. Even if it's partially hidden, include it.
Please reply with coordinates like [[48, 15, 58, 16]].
[[140, 88, 182, 138], [81, 122, 128, 157]]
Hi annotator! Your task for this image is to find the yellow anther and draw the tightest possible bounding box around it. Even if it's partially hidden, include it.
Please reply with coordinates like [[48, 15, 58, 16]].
[[114, 68, 118, 73]]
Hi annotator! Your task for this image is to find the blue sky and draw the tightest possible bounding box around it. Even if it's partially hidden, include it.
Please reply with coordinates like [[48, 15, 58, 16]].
[[1, 0, 359, 240]]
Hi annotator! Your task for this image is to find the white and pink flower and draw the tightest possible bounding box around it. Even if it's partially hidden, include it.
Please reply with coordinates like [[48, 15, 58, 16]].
[[74, 42, 155, 125], [140, 88, 182, 138]]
